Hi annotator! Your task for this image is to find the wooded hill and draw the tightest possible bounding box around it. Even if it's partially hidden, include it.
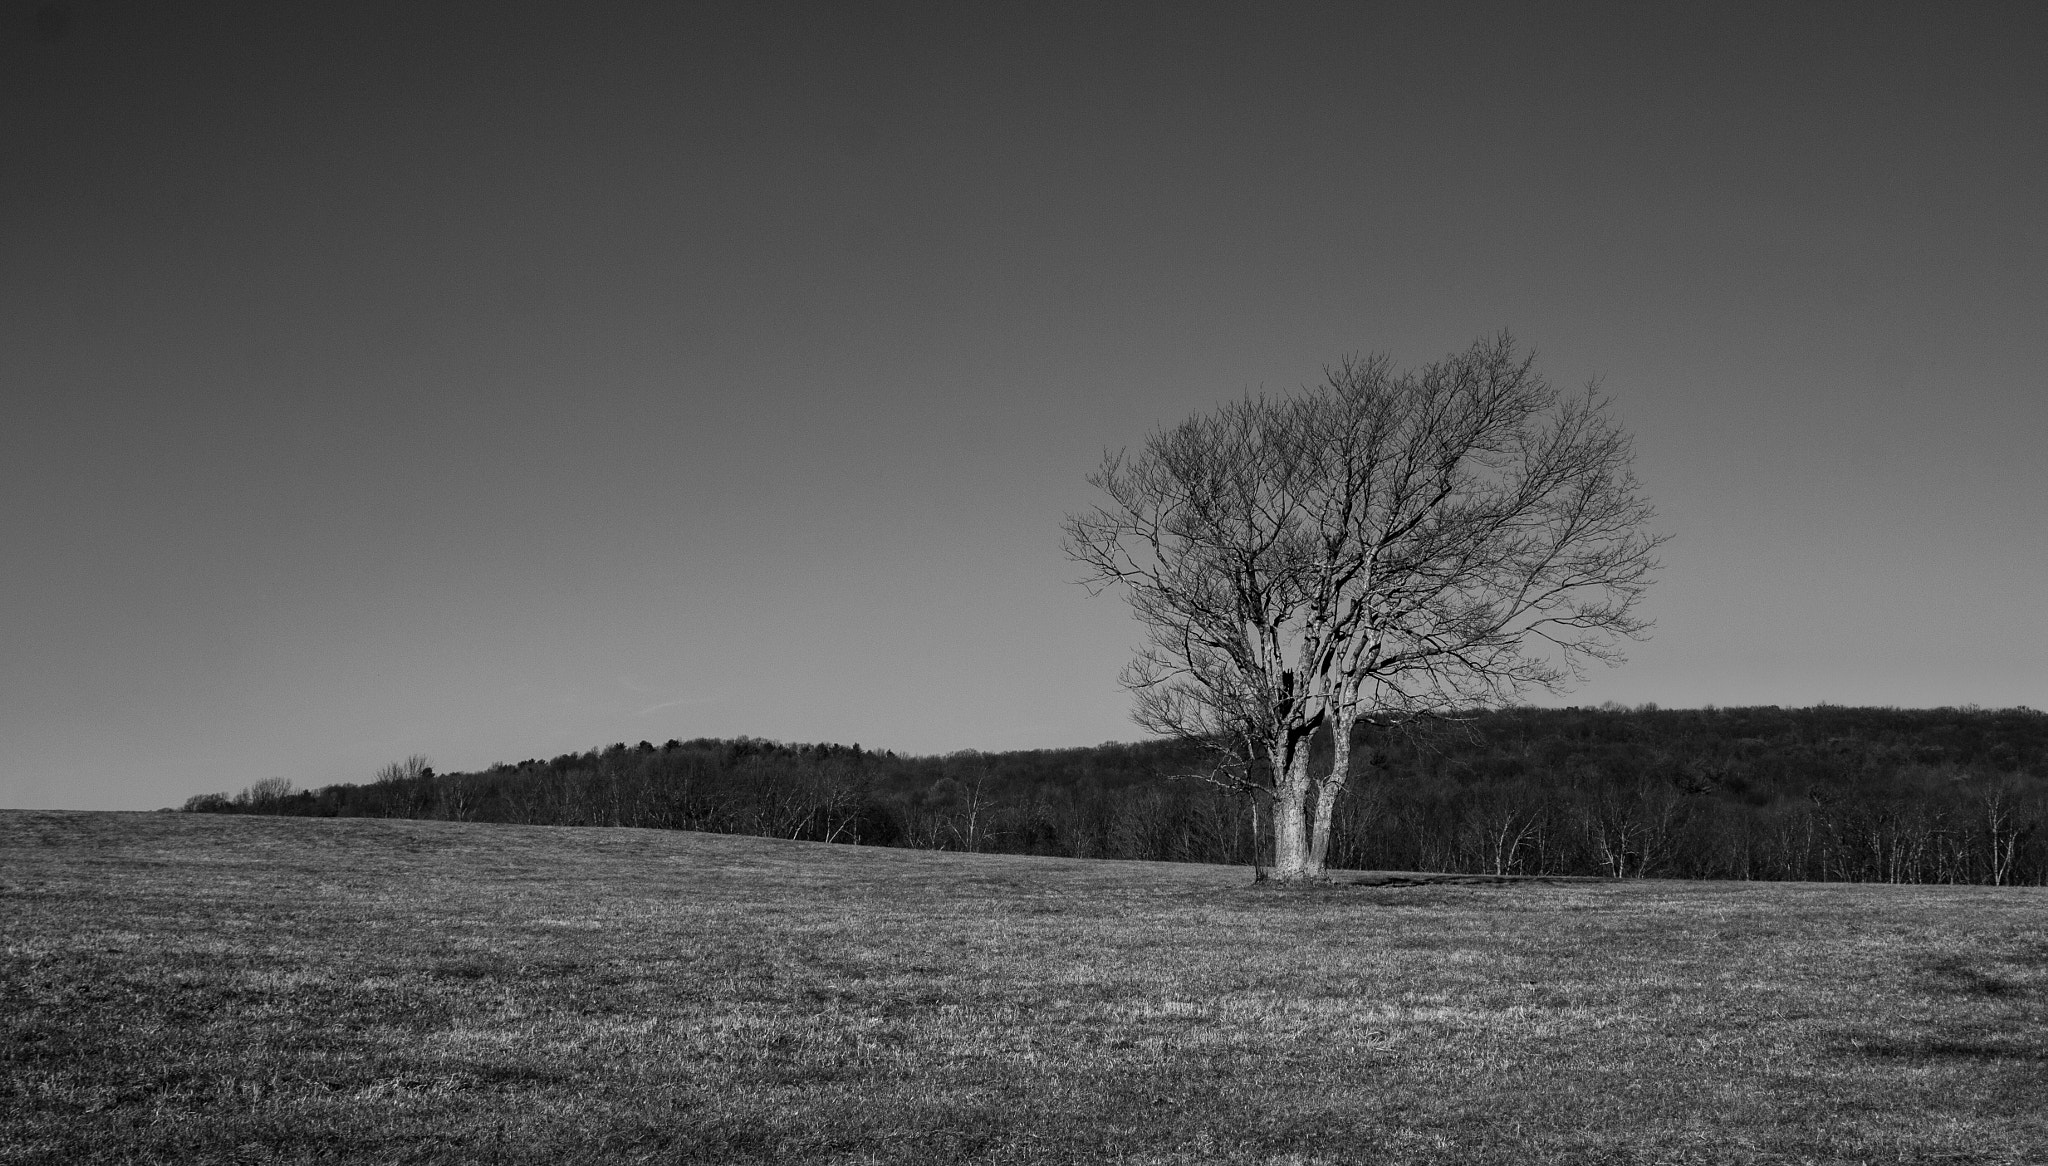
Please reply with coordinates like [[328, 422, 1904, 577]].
[[184, 704, 2048, 885]]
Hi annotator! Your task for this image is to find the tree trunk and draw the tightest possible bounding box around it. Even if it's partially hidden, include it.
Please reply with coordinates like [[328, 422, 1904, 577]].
[[1306, 720, 1357, 876], [1268, 744, 1318, 881]]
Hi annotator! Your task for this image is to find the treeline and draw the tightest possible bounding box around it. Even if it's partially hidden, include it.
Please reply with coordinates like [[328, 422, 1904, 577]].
[[184, 705, 2048, 885]]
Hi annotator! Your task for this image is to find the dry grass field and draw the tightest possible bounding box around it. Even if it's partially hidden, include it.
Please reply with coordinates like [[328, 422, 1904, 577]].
[[3, 810, 2044, 1164]]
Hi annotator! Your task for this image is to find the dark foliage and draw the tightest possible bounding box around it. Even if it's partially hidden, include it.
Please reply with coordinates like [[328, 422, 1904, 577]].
[[185, 705, 2048, 884]]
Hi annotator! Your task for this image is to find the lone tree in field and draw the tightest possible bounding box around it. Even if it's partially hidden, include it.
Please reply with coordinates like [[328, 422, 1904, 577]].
[[1064, 334, 1663, 882]]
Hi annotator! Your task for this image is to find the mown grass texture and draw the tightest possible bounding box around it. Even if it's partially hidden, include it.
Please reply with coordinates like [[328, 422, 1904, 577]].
[[2, 810, 2044, 1164]]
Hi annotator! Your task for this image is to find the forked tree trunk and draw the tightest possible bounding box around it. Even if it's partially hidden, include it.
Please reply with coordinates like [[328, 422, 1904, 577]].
[[1265, 722, 1362, 883], [1267, 744, 1318, 881]]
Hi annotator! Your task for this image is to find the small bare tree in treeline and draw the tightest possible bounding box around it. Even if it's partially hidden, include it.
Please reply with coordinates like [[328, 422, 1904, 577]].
[[238, 777, 295, 813], [1982, 779, 2032, 886], [374, 755, 433, 785], [374, 755, 435, 817], [1065, 334, 1664, 881]]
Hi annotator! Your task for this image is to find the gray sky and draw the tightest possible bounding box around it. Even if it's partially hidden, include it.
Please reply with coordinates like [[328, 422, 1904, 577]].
[[5, 2, 2044, 810]]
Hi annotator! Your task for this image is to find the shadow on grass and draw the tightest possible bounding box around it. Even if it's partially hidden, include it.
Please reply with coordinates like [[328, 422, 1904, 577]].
[[1339, 871, 1602, 887], [1851, 1040, 2048, 1063], [1924, 954, 2030, 999]]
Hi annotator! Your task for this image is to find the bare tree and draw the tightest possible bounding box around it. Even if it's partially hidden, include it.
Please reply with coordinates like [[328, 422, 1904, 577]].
[[374, 755, 434, 818], [236, 777, 296, 813], [1981, 778, 2033, 887], [1065, 334, 1663, 881], [944, 752, 998, 853]]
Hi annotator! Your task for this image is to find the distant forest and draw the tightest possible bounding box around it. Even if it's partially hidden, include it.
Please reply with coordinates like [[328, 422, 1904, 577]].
[[184, 705, 2048, 886]]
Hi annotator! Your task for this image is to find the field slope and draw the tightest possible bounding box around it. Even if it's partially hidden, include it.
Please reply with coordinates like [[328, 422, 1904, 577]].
[[3, 810, 2044, 1164]]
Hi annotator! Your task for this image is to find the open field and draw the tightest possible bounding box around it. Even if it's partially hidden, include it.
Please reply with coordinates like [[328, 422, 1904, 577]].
[[3, 811, 2045, 1164]]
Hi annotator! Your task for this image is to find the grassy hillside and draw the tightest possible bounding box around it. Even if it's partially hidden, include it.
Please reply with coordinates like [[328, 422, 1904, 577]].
[[3, 811, 2045, 1164]]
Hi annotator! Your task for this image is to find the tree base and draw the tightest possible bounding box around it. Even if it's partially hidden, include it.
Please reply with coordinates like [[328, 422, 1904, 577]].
[[1259, 868, 1332, 885]]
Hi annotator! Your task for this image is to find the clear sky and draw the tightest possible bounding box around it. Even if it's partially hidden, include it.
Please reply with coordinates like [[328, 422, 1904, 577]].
[[4, 2, 2044, 810]]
